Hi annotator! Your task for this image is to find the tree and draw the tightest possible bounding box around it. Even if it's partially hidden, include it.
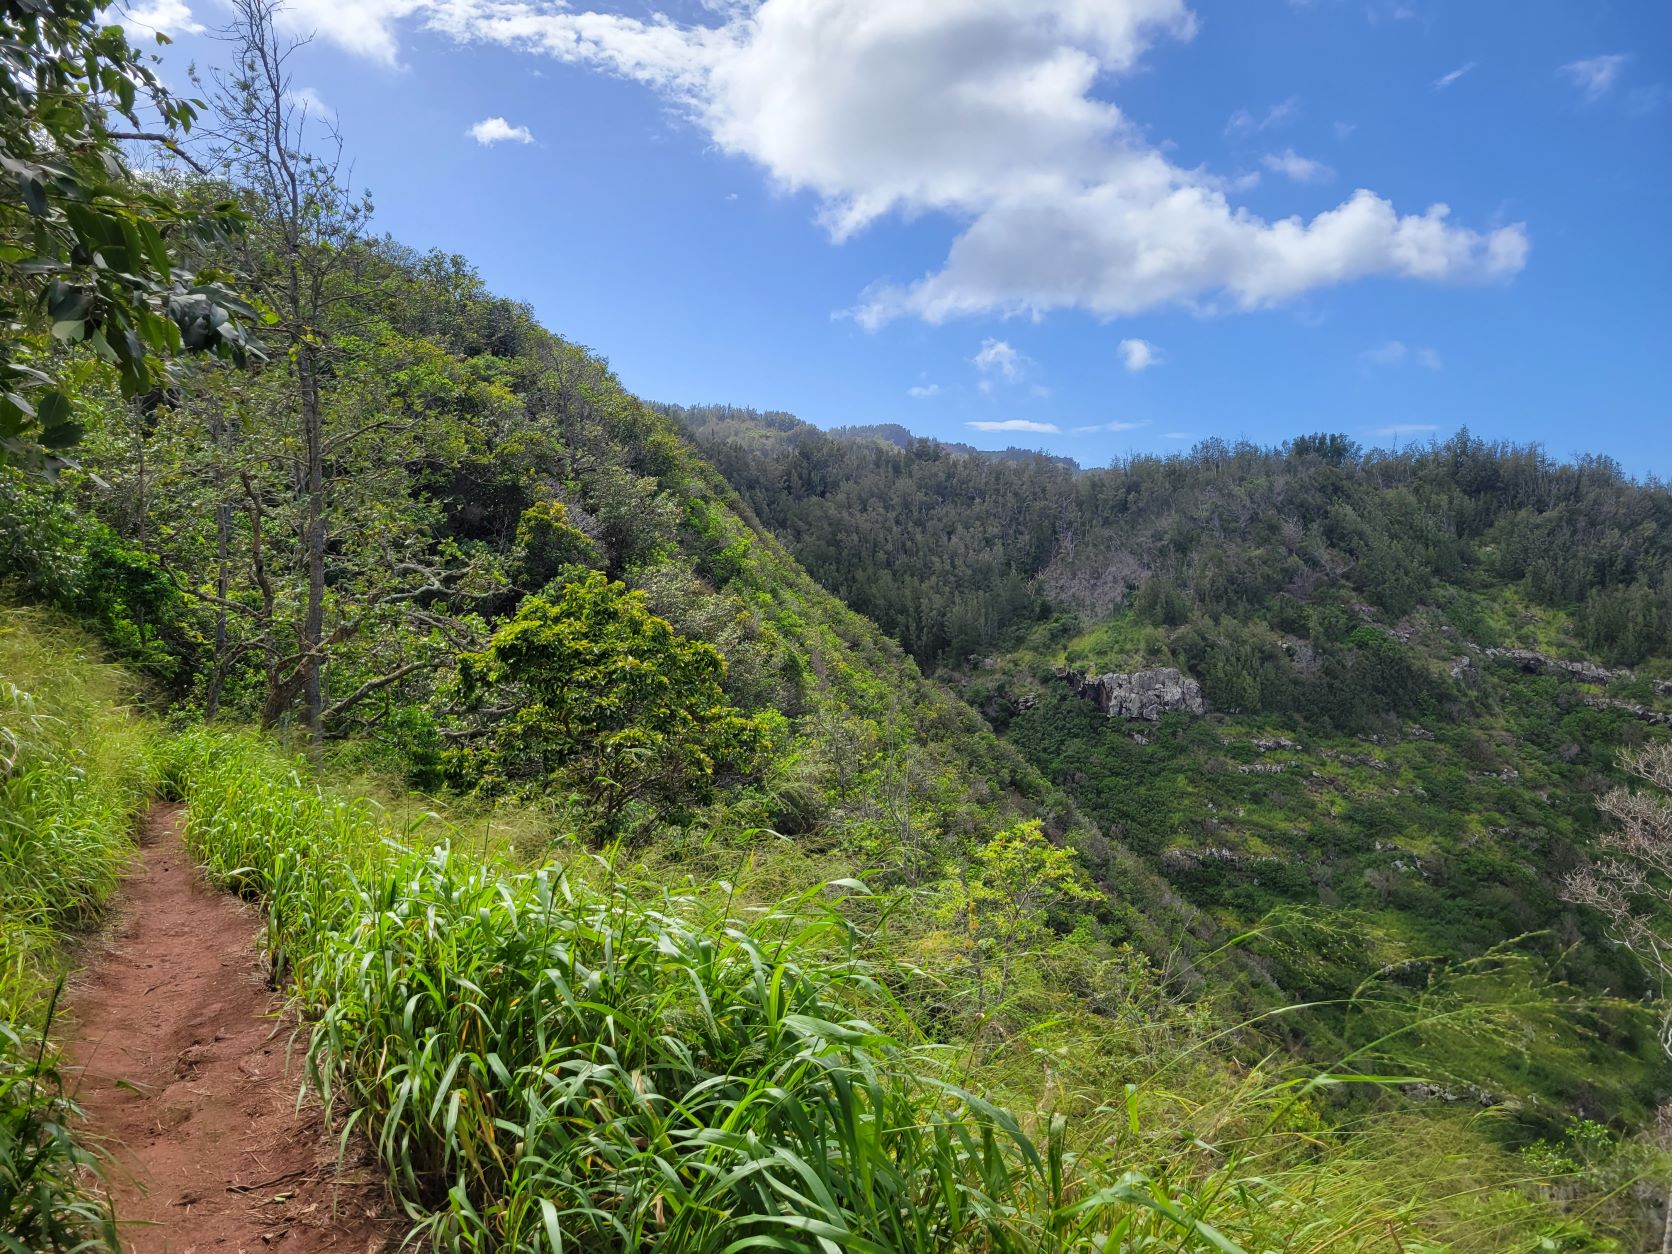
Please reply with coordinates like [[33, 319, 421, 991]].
[[197, 0, 371, 744], [965, 819, 1098, 1004], [1563, 743, 1672, 1058], [0, 0, 255, 470], [452, 571, 770, 834]]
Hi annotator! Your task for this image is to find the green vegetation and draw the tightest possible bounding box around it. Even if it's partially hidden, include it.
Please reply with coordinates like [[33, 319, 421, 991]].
[[0, 0, 1668, 1246], [0, 612, 152, 1250], [154, 724, 1658, 1251]]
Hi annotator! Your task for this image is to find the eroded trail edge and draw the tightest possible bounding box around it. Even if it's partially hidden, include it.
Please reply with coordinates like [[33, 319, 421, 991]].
[[68, 803, 396, 1253]]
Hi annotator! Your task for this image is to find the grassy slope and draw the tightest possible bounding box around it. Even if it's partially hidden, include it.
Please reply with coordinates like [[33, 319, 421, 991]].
[[0, 612, 1658, 1249], [0, 610, 154, 1249]]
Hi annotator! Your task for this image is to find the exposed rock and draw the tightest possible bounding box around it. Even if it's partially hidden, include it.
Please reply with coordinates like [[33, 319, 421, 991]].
[[1482, 647, 1620, 684], [1252, 735, 1299, 752], [1237, 762, 1288, 775], [1581, 694, 1672, 727], [1448, 655, 1474, 680], [1160, 845, 1275, 872], [1061, 666, 1206, 721]]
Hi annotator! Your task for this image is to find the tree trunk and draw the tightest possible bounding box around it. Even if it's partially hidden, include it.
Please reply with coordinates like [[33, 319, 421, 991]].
[[205, 414, 233, 721], [299, 341, 326, 751]]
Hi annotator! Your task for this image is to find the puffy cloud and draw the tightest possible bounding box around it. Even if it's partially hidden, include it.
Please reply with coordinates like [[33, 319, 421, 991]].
[[1562, 54, 1627, 101], [109, 0, 202, 35], [967, 419, 1059, 433], [1433, 61, 1476, 91], [1117, 338, 1161, 372], [906, 383, 942, 398], [299, 0, 1528, 324], [1261, 148, 1333, 183], [469, 117, 535, 145]]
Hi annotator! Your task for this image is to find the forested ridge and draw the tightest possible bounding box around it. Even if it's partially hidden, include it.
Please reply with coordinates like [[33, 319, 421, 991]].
[[2, 0, 1671, 1247]]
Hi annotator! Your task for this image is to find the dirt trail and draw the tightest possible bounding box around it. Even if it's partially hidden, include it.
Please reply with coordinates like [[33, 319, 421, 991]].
[[67, 803, 399, 1253]]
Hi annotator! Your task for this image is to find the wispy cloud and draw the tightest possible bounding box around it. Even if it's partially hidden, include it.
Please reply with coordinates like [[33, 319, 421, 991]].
[[287, 86, 332, 116], [1376, 422, 1440, 437], [1261, 149, 1333, 183], [1118, 338, 1162, 373], [1361, 340, 1442, 369], [1562, 54, 1628, 101], [973, 338, 1027, 392], [1227, 97, 1299, 136], [906, 383, 942, 398], [469, 116, 534, 145], [967, 419, 1059, 434], [973, 338, 1022, 380], [1074, 420, 1151, 434], [1434, 60, 1477, 91], [1627, 85, 1668, 116], [1162, 431, 1194, 441]]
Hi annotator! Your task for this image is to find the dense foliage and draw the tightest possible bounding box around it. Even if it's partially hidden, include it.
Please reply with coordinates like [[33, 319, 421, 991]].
[[683, 408, 1672, 680], [0, 612, 151, 1249], [0, 0, 253, 468], [0, 4, 1668, 1244]]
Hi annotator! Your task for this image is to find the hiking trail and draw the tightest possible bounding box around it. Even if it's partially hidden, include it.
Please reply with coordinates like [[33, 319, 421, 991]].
[[67, 803, 397, 1253]]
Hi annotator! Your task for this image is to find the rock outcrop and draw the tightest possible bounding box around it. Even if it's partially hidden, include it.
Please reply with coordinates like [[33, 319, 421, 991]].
[[1062, 666, 1206, 721], [1481, 647, 1620, 684], [1581, 694, 1672, 727]]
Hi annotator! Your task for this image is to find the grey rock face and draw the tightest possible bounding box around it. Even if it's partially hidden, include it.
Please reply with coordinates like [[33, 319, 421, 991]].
[[1063, 666, 1206, 721], [1481, 647, 1619, 684]]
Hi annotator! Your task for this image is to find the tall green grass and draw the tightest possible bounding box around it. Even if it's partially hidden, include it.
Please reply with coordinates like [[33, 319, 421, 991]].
[[167, 729, 1649, 1251], [0, 611, 153, 1251], [169, 728, 1276, 1252]]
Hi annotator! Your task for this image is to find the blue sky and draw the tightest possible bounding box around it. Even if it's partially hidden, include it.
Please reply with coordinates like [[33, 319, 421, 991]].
[[126, 0, 1670, 474]]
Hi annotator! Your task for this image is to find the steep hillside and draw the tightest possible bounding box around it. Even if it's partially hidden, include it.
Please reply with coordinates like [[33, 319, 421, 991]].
[[682, 407, 1672, 1115]]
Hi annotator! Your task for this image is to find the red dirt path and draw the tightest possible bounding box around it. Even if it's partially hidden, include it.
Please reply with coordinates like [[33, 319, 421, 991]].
[[66, 803, 400, 1253]]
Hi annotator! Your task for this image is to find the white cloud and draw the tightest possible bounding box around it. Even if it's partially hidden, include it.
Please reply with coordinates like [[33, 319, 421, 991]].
[[1562, 54, 1628, 101], [288, 86, 333, 116], [1074, 419, 1150, 433], [1433, 61, 1476, 91], [1362, 340, 1441, 368], [1261, 148, 1333, 183], [469, 117, 535, 145], [1333, 121, 1357, 141], [1117, 338, 1162, 372], [1162, 431, 1194, 440], [972, 337, 1024, 386], [967, 419, 1059, 433], [906, 383, 942, 398], [1376, 422, 1440, 437], [296, 0, 1528, 325], [110, 0, 202, 35], [1227, 97, 1299, 135]]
